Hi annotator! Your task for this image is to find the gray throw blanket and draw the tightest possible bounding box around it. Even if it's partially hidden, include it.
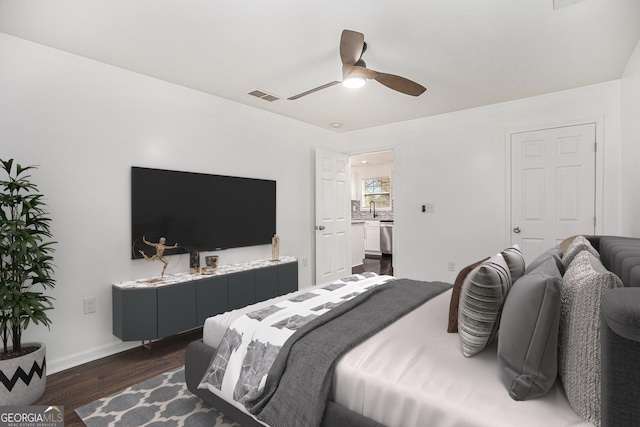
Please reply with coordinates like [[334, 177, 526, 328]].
[[246, 278, 452, 427]]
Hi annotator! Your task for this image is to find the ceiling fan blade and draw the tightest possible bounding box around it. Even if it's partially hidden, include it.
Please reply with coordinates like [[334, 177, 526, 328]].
[[287, 81, 341, 100], [290, 30, 425, 100], [373, 71, 427, 96], [340, 30, 365, 66], [349, 65, 378, 80]]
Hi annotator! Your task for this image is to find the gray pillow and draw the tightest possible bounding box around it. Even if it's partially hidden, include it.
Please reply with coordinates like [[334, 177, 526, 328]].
[[558, 250, 623, 426], [562, 235, 599, 270], [524, 245, 563, 275], [501, 245, 526, 282], [497, 256, 562, 400], [458, 253, 512, 357]]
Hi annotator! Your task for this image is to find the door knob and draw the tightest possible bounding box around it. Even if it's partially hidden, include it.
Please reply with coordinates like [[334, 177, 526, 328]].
[[513, 227, 521, 234], [315, 225, 326, 231]]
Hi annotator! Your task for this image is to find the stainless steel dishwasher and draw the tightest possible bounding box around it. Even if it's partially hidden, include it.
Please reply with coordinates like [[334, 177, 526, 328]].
[[380, 220, 393, 255]]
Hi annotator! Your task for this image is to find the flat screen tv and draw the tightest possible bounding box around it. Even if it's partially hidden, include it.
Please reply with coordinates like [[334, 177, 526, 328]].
[[131, 166, 276, 259]]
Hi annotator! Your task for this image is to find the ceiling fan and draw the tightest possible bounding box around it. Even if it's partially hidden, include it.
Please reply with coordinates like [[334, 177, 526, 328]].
[[287, 29, 426, 100]]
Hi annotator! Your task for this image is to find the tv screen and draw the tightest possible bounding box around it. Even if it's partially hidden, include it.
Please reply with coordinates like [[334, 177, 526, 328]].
[[131, 166, 276, 259]]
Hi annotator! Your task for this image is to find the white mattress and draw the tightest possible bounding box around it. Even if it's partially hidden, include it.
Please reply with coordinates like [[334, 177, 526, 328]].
[[203, 283, 590, 427]]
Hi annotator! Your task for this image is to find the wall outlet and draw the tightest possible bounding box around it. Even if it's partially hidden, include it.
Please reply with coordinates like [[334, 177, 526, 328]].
[[425, 203, 436, 213], [448, 261, 456, 272], [84, 296, 96, 314]]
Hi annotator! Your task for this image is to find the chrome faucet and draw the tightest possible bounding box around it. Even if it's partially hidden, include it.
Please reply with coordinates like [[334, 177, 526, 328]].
[[370, 200, 377, 218]]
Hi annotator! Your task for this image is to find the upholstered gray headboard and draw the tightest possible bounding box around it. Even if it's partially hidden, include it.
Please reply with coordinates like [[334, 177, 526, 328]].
[[586, 235, 640, 287], [589, 236, 640, 426]]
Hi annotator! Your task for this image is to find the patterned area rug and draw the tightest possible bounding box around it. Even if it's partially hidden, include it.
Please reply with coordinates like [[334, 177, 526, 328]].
[[75, 367, 241, 427]]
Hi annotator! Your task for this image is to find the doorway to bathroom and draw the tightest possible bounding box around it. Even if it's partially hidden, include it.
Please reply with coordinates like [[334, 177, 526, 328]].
[[349, 150, 395, 276]]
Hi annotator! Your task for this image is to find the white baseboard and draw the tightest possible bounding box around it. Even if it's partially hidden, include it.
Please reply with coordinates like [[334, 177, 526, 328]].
[[46, 341, 140, 375]]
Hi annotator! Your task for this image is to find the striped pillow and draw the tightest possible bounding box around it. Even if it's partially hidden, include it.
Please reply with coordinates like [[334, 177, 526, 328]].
[[458, 253, 513, 357], [447, 257, 490, 333], [501, 244, 526, 282]]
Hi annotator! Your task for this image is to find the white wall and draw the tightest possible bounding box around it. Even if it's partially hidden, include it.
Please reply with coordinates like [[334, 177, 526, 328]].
[[2, 29, 636, 375], [0, 33, 339, 373], [343, 81, 623, 283], [621, 38, 640, 237]]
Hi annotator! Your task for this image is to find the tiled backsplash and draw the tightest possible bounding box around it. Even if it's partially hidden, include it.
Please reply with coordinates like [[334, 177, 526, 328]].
[[351, 200, 394, 221]]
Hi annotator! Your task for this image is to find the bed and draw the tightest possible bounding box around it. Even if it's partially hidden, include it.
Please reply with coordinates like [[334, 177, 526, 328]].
[[185, 235, 640, 427]]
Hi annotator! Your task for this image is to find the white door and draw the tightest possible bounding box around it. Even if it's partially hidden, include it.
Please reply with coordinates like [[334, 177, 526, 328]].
[[315, 149, 350, 285], [511, 123, 596, 264]]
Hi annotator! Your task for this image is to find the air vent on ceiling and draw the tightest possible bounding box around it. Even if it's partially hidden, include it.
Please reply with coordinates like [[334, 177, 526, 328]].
[[553, 0, 586, 9], [248, 89, 280, 102]]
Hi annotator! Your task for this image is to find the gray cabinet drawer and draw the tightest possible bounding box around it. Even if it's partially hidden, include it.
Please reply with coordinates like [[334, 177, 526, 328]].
[[256, 265, 279, 302], [229, 270, 256, 310], [196, 276, 228, 326], [158, 282, 197, 337], [112, 287, 157, 341], [278, 262, 298, 295]]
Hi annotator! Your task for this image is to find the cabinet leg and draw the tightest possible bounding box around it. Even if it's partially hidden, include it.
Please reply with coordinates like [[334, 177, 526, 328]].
[[141, 339, 152, 353]]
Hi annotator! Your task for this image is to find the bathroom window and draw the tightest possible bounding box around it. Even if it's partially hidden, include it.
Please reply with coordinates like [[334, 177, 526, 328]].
[[362, 177, 391, 209]]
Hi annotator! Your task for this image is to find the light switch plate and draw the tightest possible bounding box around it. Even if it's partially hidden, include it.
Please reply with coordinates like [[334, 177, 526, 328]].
[[84, 296, 96, 314]]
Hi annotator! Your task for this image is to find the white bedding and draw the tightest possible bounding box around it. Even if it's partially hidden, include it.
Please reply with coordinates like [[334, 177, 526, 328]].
[[202, 284, 327, 349], [200, 274, 394, 408], [202, 276, 590, 427], [202, 273, 392, 349]]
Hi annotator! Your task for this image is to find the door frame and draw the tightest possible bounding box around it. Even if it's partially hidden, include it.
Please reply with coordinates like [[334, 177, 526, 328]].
[[504, 117, 605, 247], [348, 144, 399, 264]]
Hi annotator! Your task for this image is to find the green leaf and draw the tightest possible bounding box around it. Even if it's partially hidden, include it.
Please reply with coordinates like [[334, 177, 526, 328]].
[[0, 158, 56, 353]]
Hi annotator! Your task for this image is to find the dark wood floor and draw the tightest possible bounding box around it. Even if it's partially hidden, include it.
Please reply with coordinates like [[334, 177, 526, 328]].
[[34, 328, 203, 427], [36, 257, 390, 427], [352, 255, 393, 275]]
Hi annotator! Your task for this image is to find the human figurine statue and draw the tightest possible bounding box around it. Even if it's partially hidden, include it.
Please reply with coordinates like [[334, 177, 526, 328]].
[[139, 236, 178, 278]]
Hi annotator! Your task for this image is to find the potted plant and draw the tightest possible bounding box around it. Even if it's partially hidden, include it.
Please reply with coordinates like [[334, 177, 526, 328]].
[[0, 159, 56, 405]]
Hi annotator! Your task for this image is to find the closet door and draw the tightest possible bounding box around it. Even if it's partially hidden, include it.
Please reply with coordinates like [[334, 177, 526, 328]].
[[510, 123, 597, 263]]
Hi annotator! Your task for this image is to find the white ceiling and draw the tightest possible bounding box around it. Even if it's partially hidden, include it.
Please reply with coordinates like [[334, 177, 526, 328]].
[[1, 0, 639, 133], [351, 151, 394, 166]]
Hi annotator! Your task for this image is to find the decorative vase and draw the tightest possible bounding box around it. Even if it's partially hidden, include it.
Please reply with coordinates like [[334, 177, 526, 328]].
[[0, 342, 46, 405], [190, 250, 200, 274], [272, 235, 280, 261]]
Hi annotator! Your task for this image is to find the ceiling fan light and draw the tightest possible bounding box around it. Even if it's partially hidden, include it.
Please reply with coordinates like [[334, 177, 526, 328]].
[[343, 75, 366, 89]]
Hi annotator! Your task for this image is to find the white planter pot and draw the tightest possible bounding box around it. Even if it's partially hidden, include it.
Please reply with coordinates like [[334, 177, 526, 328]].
[[0, 342, 46, 405]]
